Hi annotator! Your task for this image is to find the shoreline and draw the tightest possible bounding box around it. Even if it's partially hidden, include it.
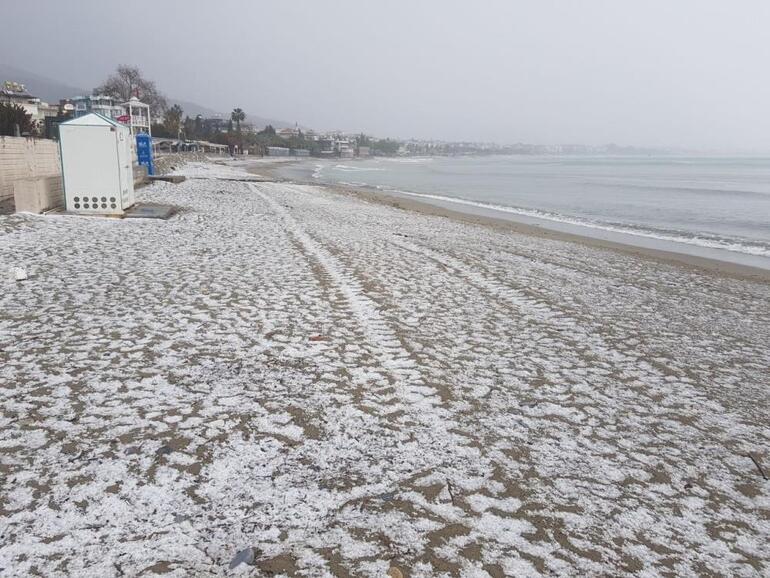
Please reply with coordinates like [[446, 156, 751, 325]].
[[249, 159, 770, 283]]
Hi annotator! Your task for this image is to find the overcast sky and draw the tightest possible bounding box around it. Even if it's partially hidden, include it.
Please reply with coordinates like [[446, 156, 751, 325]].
[[3, 0, 770, 150]]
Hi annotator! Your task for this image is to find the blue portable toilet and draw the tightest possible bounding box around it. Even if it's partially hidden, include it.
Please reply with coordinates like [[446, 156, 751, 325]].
[[135, 133, 154, 176]]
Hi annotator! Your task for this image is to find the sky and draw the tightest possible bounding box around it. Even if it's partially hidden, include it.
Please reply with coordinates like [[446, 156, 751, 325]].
[[3, 0, 770, 151]]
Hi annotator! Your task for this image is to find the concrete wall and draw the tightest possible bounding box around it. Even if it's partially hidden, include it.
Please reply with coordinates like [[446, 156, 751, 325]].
[[14, 175, 63, 214], [0, 136, 61, 213]]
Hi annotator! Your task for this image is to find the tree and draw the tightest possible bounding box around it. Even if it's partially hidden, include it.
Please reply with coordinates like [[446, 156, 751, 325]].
[[151, 122, 172, 138], [163, 104, 183, 137], [181, 116, 195, 141], [0, 103, 35, 136], [259, 124, 276, 136], [370, 138, 400, 156], [94, 65, 167, 116], [231, 108, 245, 134]]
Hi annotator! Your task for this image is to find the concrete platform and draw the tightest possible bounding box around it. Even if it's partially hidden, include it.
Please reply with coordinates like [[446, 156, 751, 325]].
[[148, 175, 186, 184], [123, 203, 176, 219], [47, 203, 176, 220]]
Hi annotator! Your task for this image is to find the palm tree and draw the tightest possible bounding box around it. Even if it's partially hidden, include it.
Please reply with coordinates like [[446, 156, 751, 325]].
[[231, 108, 245, 134], [231, 108, 246, 153]]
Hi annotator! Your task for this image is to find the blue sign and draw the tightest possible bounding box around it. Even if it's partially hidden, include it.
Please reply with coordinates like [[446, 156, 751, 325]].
[[135, 133, 154, 176]]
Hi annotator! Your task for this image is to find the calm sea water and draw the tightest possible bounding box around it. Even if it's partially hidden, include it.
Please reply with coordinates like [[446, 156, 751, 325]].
[[276, 155, 770, 266]]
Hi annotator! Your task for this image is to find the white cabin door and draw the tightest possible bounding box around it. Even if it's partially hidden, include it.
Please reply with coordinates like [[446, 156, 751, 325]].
[[117, 130, 134, 209]]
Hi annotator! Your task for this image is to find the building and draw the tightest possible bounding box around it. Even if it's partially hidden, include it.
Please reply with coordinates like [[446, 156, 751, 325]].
[[337, 139, 354, 158], [266, 146, 290, 156], [58, 99, 76, 117], [1, 81, 58, 127], [72, 95, 124, 120], [68, 95, 151, 136], [121, 97, 151, 136], [319, 138, 336, 157], [358, 146, 370, 157], [277, 126, 301, 140], [1, 81, 36, 116], [202, 117, 226, 134]]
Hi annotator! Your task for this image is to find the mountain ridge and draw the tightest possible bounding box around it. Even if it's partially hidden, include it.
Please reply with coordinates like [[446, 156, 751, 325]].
[[0, 64, 293, 129]]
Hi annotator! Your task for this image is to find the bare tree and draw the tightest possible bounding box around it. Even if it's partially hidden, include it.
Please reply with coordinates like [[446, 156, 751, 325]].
[[94, 65, 168, 116]]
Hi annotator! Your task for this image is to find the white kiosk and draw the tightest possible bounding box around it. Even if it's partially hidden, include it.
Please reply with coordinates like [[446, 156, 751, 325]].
[[59, 112, 135, 215]]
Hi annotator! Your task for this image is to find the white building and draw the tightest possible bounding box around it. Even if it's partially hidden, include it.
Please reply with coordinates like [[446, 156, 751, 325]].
[[1, 81, 58, 126], [337, 139, 354, 158], [120, 97, 151, 136], [72, 95, 124, 120]]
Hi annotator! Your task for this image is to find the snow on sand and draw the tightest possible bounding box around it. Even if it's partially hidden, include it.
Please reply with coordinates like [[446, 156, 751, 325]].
[[1, 162, 768, 576]]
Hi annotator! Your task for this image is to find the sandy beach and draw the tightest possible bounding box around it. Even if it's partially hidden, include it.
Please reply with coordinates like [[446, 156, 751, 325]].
[[260, 159, 770, 282], [1, 160, 768, 577]]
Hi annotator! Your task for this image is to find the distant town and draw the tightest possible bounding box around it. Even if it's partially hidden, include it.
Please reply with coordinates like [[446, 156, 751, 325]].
[[1, 65, 671, 158]]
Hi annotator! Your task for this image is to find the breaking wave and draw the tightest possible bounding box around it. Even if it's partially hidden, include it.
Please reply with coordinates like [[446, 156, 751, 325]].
[[383, 188, 770, 258]]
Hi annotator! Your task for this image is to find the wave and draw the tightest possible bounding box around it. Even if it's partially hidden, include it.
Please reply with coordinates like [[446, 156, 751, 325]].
[[378, 157, 433, 164], [380, 188, 770, 258], [585, 180, 770, 199], [333, 165, 386, 172]]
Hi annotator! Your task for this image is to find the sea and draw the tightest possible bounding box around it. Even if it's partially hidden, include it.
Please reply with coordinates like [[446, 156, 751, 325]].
[[274, 155, 770, 270]]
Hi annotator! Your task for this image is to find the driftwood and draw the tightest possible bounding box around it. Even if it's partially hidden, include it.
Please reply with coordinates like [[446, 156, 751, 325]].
[[746, 453, 768, 481]]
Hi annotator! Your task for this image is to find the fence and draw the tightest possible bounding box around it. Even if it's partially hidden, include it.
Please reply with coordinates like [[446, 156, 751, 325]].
[[0, 136, 61, 213]]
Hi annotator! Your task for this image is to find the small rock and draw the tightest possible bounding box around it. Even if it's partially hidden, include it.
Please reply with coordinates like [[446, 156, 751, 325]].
[[388, 566, 404, 578], [13, 267, 28, 281]]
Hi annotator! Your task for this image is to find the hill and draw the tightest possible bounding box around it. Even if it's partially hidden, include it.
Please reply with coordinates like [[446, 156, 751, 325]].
[[0, 64, 88, 101], [0, 64, 293, 129]]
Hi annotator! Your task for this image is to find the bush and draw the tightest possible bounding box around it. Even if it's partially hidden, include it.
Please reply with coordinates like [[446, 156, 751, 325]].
[[0, 103, 36, 136]]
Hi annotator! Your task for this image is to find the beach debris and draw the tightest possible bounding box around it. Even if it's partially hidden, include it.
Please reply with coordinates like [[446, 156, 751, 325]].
[[228, 547, 256, 569], [13, 267, 28, 281], [746, 453, 768, 481], [446, 480, 457, 505], [309, 334, 328, 342]]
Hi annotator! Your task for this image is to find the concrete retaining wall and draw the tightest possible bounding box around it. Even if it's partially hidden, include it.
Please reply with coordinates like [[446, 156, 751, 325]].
[[13, 175, 63, 213], [0, 136, 61, 213], [154, 152, 210, 176]]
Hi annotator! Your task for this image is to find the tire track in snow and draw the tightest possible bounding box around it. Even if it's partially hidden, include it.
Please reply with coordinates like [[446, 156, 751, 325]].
[[250, 183, 441, 416], [388, 236, 630, 362], [270, 184, 736, 426], [384, 234, 755, 447]]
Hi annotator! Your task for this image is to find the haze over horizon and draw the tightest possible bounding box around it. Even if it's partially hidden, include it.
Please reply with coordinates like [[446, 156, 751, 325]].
[[2, 0, 770, 151]]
